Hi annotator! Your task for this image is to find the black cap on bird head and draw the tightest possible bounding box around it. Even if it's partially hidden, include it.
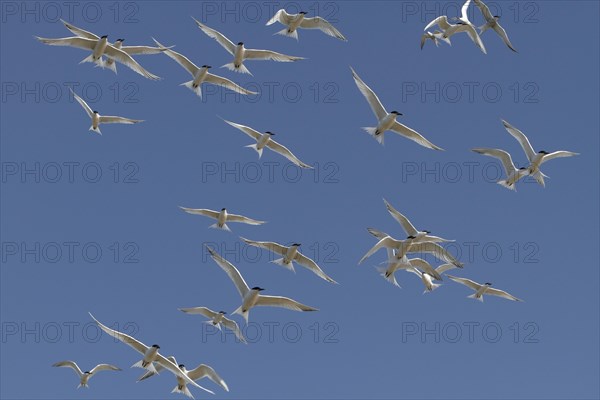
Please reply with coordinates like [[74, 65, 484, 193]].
[[219, 311, 227, 314], [101, 35, 108, 38], [151, 344, 160, 349], [390, 111, 403, 116], [265, 131, 275, 135], [251, 286, 265, 291], [299, 11, 307, 14], [116, 38, 124, 42], [484, 282, 492, 286], [237, 42, 244, 45]]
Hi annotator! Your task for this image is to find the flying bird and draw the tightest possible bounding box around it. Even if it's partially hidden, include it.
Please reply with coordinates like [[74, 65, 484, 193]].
[[421, 30, 450, 49], [192, 17, 305, 75], [407, 268, 442, 293], [178, 307, 247, 344], [137, 356, 228, 399], [383, 199, 453, 243], [52, 361, 120, 389], [221, 119, 313, 168], [179, 207, 265, 232], [266, 10, 347, 41], [502, 119, 579, 186], [454, 0, 475, 26], [35, 32, 161, 80], [241, 238, 337, 283], [424, 15, 487, 54], [472, 148, 529, 190], [70, 89, 142, 135], [205, 246, 318, 323], [59, 19, 171, 73], [446, 275, 523, 302], [350, 67, 443, 149], [88, 313, 214, 394], [153, 39, 257, 98], [473, 0, 517, 51]]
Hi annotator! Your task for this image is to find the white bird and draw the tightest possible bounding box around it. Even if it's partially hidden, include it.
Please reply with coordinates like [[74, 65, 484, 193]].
[[473, 0, 517, 52], [221, 119, 313, 168], [70, 89, 142, 135], [137, 356, 228, 399], [88, 313, 214, 394], [454, 0, 475, 26], [241, 238, 337, 283], [424, 15, 487, 54], [472, 148, 529, 191], [192, 17, 305, 75], [502, 119, 579, 187], [179, 206, 265, 232], [59, 19, 171, 73], [35, 33, 161, 80], [446, 275, 523, 302], [383, 199, 453, 243], [407, 268, 442, 293], [52, 361, 120, 389], [153, 39, 257, 98], [421, 30, 450, 49], [205, 246, 318, 323], [375, 255, 444, 288], [178, 307, 247, 344], [266, 9, 347, 41], [350, 67, 443, 149]]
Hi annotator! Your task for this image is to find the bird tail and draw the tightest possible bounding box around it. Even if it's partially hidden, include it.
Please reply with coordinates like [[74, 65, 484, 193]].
[[77, 383, 88, 389], [272, 258, 295, 272], [180, 80, 202, 98], [424, 283, 442, 294], [172, 384, 194, 399], [274, 28, 299, 40], [89, 125, 102, 135], [222, 62, 253, 75], [530, 171, 547, 187], [209, 222, 231, 232], [468, 293, 484, 302], [478, 23, 490, 34], [244, 143, 263, 158], [437, 35, 451, 46], [376, 266, 400, 287], [132, 360, 158, 374], [497, 179, 517, 191], [79, 53, 97, 64], [104, 59, 118, 74], [232, 305, 249, 324], [203, 320, 221, 330], [362, 127, 384, 145]]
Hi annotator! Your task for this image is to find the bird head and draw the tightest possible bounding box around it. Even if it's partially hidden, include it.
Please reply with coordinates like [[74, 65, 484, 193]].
[[390, 111, 403, 116], [251, 286, 265, 291], [178, 364, 185, 369], [237, 41, 244, 46], [299, 11, 307, 15], [423, 230, 431, 234], [484, 282, 492, 286], [151, 344, 160, 349], [116, 38, 124, 42], [407, 235, 417, 239], [201, 65, 212, 69], [219, 311, 227, 314], [292, 243, 301, 247], [265, 131, 275, 136], [221, 207, 226, 211], [538, 150, 549, 154], [84, 371, 91, 375], [101, 35, 108, 39], [493, 15, 501, 20]]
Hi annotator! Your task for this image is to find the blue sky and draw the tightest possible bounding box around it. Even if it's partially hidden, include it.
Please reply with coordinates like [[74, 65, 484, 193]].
[[1, 1, 598, 399]]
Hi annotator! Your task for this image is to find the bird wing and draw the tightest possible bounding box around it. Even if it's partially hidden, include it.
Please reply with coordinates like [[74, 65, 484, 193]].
[[179, 207, 220, 219], [407, 242, 463, 267], [502, 120, 536, 161], [446, 275, 481, 290], [456, 24, 487, 54], [70, 89, 93, 118], [266, 9, 295, 25], [122, 45, 171, 55], [153, 38, 199, 76], [390, 121, 444, 150], [461, 0, 473, 23], [221, 119, 263, 141], [187, 364, 229, 392], [540, 151, 579, 165], [486, 287, 523, 301], [240, 237, 289, 255], [266, 139, 313, 168], [383, 199, 419, 236], [367, 228, 391, 240], [89, 364, 121, 376], [424, 16, 450, 31], [255, 295, 318, 311], [36, 36, 97, 50], [294, 251, 337, 283], [154, 355, 214, 394], [350, 67, 387, 120], [243, 49, 304, 62], [206, 246, 250, 298], [178, 307, 216, 318], [192, 18, 236, 54], [89, 312, 149, 354], [473, 0, 494, 21], [359, 236, 400, 265], [136, 357, 172, 382], [226, 213, 266, 225], [103, 44, 160, 80], [98, 116, 143, 124], [472, 148, 517, 176], [492, 24, 517, 52], [300, 16, 347, 41], [408, 258, 442, 281], [221, 317, 247, 344], [60, 19, 99, 39], [435, 263, 458, 274], [205, 73, 258, 95], [52, 360, 83, 378]]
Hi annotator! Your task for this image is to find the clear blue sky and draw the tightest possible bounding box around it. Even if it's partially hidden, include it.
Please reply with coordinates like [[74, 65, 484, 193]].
[[1, 1, 598, 399]]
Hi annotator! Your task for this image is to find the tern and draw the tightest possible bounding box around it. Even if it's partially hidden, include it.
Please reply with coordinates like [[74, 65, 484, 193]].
[[60, 19, 171, 73], [52, 361, 120, 389], [447, 275, 523, 302], [241, 238, 337, 283], [153, 39, 257, 98], [424, 15, 487, 54], [383, 199, 453, 243], [221, 119, 313, 168], [375, 256, 443, 287], [266, 10, 347, 41], [421, 30, 450, 49], [502, 119, 579, 187], [70, 89, 142, 135], [192, 17, 305, 75], [473, 0, 517, 52], [178, 307, 247, 344], [35, 33, 160, 80], [408, 268, 442, 293], [179, 207, 265, 232], [206, 246, 318, 323], [454, 0, 475, 26], [472, 148, 529, 190], [350, 67, 443, 149], [138, 356, 228, 399], [88, 313, 214, 394]]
